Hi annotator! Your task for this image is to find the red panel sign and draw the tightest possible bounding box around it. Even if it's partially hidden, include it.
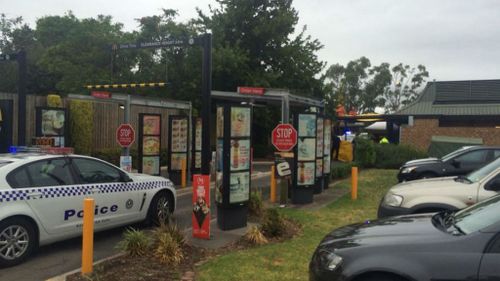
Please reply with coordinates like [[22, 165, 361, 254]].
[[116, 124, 136, 147], [91, 91, 111, 99], [192, 174, 210, 239], [272, 124, 298, 152], [237, 87, 266, 96]]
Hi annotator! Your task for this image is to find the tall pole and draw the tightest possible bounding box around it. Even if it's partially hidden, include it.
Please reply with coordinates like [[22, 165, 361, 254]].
[[17, 50, 27, 146], [201, 34, 212, 175]]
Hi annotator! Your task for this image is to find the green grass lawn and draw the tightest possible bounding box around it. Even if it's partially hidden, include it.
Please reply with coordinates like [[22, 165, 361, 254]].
[[197, 169, 398, 281]]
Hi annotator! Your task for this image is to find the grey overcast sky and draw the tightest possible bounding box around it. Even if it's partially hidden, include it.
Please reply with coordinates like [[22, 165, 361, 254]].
[[2, 0, 500, 81]]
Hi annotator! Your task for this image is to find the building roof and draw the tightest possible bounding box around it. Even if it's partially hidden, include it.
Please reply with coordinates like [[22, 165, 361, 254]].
[[396, 79, 500, 116]]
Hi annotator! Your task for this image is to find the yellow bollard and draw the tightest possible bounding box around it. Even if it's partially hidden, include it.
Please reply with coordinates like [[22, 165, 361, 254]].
[[351, 167, 358, 200], [270, 165, 276, 203], [181, 158, 187, 188], [81, 198, 95, 275]]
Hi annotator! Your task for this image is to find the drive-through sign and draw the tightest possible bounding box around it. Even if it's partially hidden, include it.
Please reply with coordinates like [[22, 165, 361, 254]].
[[272, 124, 297, 152]]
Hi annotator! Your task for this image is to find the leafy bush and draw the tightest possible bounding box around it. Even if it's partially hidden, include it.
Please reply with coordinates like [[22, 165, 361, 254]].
[[244, 225, 268, 245], [47, 94, 63, 107], [92, 148, 167, 170], [248, 191, 264, 217], [331, 162, 354, 179], [260, 208, 287, 238], [354, 138, 376, 168], [374, 144, 428, 169], [153, 222, 186, 246], [117, 228, 151, 257], [154, 232, 184, 266], [69, 100, 93, 155]]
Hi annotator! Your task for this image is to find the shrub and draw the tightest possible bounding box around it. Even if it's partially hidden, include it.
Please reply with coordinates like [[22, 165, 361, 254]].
[[260, 208, 286, 238], [154, 232, 184, 266], [117, 228, 151, 257], [92, 148, 122, 166], [248, 191, 264, 217], [331, 162, 354, 179], [153, 222, 186, 246], [244, 225, 268, 245], [374, 144, 428, 169], [354, 138, 376, 168], [47, 94, 63, 107], [69, 100, 93, 155]]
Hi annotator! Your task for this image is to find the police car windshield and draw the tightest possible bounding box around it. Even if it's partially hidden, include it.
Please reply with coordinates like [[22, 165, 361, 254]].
[[466, 157, 500, 183]]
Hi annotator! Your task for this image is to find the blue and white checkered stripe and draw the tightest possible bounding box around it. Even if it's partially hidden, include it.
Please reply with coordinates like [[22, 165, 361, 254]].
[[0, 181, 170, 203]]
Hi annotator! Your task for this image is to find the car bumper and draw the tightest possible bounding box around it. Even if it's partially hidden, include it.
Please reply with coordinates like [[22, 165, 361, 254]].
[[377, 204, 413, 218]]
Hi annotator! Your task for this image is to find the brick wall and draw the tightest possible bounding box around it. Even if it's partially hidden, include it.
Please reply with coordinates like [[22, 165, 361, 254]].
[[400, 118, 500, 151]]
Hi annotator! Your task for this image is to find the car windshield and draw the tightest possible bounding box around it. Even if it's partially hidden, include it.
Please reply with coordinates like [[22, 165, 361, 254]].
[[453, 195, 500, 234], [441, 147, 471, 162], [465, 157, 500, 183]]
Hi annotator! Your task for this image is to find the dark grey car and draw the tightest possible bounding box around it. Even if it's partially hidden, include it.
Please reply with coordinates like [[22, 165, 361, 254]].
[[310, 195, 500, 281]]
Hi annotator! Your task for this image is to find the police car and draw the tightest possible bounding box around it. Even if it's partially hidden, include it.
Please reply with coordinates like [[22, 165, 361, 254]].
[[0, 147, 176, 266]]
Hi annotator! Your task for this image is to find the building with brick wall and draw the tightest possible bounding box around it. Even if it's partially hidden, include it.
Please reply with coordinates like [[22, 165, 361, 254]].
[[397, 79, 500, 153]]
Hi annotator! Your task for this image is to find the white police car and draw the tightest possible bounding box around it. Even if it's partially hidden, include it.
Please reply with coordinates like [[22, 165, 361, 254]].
[[0, 149, 176, 266]]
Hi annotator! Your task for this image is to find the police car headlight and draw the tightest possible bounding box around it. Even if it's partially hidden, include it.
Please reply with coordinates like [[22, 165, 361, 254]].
[[317, 250, 343, 271], [401, 166, 417, 174], [383, 193, 404, 207]]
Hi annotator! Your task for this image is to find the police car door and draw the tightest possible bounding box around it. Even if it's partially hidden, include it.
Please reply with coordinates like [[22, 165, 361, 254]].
[[70, 157, 142, 229], [11, 157, 85, 234]]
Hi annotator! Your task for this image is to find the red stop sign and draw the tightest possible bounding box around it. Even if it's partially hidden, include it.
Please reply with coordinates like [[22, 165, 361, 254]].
[[272, 124, 297, 152], [116, 124, 136, 147]]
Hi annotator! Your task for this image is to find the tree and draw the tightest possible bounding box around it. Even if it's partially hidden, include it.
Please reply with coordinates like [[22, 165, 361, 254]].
[[383, 63, 429, 113], [323, 57, 391, 115]]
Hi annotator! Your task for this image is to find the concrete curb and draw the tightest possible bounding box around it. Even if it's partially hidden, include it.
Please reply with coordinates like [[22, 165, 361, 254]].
[[45, 252, 126, 281]]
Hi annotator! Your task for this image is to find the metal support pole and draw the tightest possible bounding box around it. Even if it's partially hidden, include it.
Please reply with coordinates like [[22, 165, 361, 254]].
[[281, 94, 290, 124], [17, 50, 27, 146], [123, 94, 131, 157], [201, 34, 212, 175], [187, 102, 192, 183]]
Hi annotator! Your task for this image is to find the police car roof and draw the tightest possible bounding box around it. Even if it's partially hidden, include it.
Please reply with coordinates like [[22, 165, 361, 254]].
[[0, 153, 75, 164]]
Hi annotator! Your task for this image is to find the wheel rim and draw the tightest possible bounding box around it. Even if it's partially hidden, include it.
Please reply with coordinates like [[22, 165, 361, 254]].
[[0, 225, 29, 261], [156, 196, 170, 224]]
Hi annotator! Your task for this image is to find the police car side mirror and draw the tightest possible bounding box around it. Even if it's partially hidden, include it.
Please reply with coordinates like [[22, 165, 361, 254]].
[[121, 173, 133, 183]]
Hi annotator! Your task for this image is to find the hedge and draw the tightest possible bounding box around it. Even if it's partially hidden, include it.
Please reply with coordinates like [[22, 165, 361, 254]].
[[373, 144, 427, 169], [331, 162, 355, 179], [69, 100, 93, 155]]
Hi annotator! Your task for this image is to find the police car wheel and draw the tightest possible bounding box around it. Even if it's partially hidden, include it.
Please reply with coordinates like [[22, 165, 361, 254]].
[[0, 218, 36, 267], [148, 192, 173, 226]]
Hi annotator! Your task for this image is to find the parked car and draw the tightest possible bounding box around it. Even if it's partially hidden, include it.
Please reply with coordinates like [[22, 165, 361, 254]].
[[0, 149, 176, 266], [310, 195, 500, 281], [379, 156, 500, 218], [397, 146, 500, 182]]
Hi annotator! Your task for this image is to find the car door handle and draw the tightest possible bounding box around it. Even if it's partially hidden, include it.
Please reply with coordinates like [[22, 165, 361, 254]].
[[29, 192, 43, 199]]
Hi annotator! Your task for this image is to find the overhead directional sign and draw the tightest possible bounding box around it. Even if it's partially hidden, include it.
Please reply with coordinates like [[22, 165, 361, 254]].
[[111, 38, 198, 50], [0, 53, 17, 61]]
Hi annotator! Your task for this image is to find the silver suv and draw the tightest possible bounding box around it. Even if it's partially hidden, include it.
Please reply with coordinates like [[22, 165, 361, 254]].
[[378, 157, 500, 218]]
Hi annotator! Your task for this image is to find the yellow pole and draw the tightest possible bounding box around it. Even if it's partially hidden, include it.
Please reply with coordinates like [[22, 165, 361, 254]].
[[181, 158, 187, 188], [351, 166, 358, 200], [270, 165, 276, 203], [81, 198, 95, 275]]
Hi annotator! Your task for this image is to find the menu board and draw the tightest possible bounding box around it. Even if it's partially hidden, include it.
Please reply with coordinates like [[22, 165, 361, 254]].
[[217, 107, 224, 138], [316, 117, 324, 157], [36, 107, 67, 147], [194, 152, 202, 169], [142, 156, 160, 175], [215, 139, 224, 203], [171, 119, 188, 152], [298, 138, 316, 161], [143, 136, 160, 155], [143, 115, 160, 135], [231, 107, 251, 137], [316, 159, 323, 177], [230, 139, 250, 171], [297, 162, 315, 186], [229, 172, 250, 203], [171, 153, 187, 170], [323, 119, 332, 174], [298, 114, 316, 137], [139, 114, 161, 176], [195, 118, 202, 151]]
